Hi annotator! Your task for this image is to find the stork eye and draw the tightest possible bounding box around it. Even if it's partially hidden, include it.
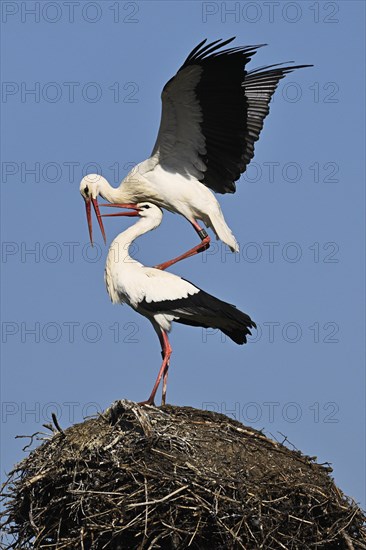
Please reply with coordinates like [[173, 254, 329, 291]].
[[84, 186, 89, 196], [142, 205, 150, 209]]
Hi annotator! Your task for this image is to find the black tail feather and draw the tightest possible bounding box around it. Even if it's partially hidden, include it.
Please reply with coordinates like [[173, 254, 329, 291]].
[[178, 290, 256, 344]]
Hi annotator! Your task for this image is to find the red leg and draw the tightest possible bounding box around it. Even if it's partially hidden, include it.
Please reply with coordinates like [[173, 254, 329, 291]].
[[154, 221, 211, 271], [139, 330, 172, 406], [159, 331, 170, 405], [161, 356, 170, 406]]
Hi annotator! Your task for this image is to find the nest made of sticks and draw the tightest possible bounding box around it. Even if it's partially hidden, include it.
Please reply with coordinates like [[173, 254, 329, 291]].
[[1, 400, 365, 549]]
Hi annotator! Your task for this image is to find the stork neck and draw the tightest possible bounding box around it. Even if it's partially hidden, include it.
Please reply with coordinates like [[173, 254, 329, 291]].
[[99, 181, 124, 203], [107, 217, 158, 267]]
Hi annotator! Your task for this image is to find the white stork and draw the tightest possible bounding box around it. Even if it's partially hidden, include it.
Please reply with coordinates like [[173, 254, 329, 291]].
[[102, 202, 256, 405], [80, 38, 311, 268]]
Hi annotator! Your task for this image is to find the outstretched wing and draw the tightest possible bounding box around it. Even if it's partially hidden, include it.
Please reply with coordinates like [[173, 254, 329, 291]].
[[151, 38, 311, 194]]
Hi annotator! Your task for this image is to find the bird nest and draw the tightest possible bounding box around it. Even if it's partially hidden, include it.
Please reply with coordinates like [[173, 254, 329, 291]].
[[1, 400, 365, 549]]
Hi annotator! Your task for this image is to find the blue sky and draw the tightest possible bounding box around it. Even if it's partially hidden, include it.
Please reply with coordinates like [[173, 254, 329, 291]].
[[1, 1, 365, 510]]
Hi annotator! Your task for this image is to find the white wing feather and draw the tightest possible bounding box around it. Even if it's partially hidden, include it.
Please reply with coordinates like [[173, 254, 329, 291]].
[[116, 266, 200, 309]]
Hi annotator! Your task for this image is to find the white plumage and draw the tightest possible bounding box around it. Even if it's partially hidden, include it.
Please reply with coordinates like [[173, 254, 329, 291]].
[[80, 38, 311, 269], [103, 203, 256, 405], [105, 217, 200, 314]]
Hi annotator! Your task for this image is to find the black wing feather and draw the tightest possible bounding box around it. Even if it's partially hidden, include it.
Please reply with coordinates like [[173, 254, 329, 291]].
[[179, 39, 312, 193], [139, 288, 256, 345]]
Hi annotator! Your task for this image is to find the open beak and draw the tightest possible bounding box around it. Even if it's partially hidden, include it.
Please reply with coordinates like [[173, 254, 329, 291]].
[[85, 197, 107, 246], [101, 203, 140, 218]]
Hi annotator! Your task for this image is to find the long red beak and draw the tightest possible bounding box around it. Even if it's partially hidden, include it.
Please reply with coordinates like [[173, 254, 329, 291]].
[[85, 197, 107, 246], [101, 203, 140, 218]]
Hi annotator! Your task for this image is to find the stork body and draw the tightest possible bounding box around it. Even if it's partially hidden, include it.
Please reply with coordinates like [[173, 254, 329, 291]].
[[82, 170, 232, 262], [104, 203, 256, 405], [81, 38, 311, 268]]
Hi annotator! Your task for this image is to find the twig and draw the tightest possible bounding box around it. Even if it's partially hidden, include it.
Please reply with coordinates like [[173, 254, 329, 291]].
[[127, 485, 189, 508], [51, 413, 65, 436]]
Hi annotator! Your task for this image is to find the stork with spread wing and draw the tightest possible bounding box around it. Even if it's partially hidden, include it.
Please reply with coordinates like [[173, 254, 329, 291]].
[[80, 38, 311, 268]]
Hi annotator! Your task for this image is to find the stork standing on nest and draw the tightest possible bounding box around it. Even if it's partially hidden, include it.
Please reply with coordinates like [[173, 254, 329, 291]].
[[101, 202, 256, 405], [80, 38, 311, 269]]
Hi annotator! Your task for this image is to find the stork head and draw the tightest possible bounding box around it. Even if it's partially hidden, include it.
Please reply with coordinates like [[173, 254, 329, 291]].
[[79, 174, 108, 246], [135, 202, 163, 222], [80, 174, 110, 200]]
